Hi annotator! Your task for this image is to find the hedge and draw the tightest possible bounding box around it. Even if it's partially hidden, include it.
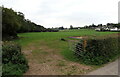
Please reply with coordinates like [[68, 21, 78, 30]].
[[75, 36, 120, 65], [2, 41, 29, 76]]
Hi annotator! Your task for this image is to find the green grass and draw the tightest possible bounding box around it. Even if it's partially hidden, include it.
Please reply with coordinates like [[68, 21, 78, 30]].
[[15, 29, 118, 62]]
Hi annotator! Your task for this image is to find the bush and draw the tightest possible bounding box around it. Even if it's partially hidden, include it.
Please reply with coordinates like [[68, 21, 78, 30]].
[[60, 38, 66, 41], [75, 37, 120, 65], [2, 41, 29, 76]]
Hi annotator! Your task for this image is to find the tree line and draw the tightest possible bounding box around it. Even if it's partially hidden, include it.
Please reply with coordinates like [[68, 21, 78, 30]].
[[53, 23, 120, 30], [83, 23, 120, 29], [2, 6, 58, 40]]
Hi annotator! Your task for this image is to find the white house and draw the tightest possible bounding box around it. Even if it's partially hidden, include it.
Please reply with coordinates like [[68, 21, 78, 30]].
[[95, 27, 120, 32], [95, 28, 101, 31], [110, 27, 120, 31]]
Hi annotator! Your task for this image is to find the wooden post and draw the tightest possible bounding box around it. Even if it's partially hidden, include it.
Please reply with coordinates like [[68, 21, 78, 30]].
[[83, 40, 87, 51]]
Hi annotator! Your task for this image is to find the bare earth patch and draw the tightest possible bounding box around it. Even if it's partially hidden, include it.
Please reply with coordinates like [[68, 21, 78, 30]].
[[22, 42, 93, 75], [69, 36, 88, 39]]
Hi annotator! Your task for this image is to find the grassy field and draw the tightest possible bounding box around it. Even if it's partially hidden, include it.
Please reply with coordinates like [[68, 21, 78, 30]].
[[14, 29, 118, 75]]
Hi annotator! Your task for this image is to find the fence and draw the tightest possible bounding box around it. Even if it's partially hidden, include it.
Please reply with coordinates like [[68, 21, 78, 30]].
[[67, 39, 84, 57]]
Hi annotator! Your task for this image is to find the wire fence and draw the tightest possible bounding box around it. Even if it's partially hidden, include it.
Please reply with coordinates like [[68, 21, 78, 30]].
[[67, 40, 84, 56]]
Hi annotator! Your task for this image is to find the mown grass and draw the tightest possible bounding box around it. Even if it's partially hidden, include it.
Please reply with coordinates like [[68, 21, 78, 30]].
[[15, 29, 118, 62]]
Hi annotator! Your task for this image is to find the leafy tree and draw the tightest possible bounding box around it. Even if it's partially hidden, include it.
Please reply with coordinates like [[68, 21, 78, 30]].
[[70, 25, 73, 29], [2, 7, 20, 39], [58, 26, 64, 30], [2, 6, 58, 40]]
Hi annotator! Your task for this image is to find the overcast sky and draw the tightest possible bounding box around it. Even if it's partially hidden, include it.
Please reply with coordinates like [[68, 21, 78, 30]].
[[0, 0, 119, 28]]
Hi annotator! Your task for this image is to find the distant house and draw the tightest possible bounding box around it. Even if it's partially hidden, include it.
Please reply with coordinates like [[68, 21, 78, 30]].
[[95, 27, 120, 32], [95, 28, 101, 31], [95, 27, 109, 31], [110, 27, 120, 31], [104, 27, 110, 31]]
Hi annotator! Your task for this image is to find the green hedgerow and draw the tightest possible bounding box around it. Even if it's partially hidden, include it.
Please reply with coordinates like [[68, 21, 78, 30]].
[[75, 37, 120, 65], [2, 41, 29, 76]]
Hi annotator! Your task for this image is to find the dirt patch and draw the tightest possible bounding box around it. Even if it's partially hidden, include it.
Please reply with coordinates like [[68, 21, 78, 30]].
[[69, 36, 88, 40], [22, 42, 93, 75], [69, 36, 83, 39]]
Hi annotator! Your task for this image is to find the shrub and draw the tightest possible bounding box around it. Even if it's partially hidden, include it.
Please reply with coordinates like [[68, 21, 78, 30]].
[[75, 37, 120, 65], [60, 38, 66, 41], [2, 41, 29, 76]]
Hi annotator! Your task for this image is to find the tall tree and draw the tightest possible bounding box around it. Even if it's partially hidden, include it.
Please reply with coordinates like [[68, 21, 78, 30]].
[[2, 7, 20, 39], [70, 25, 73, 29]]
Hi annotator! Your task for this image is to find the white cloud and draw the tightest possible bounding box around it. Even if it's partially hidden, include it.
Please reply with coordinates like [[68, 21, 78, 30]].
[[0, 0, 119, 28]]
